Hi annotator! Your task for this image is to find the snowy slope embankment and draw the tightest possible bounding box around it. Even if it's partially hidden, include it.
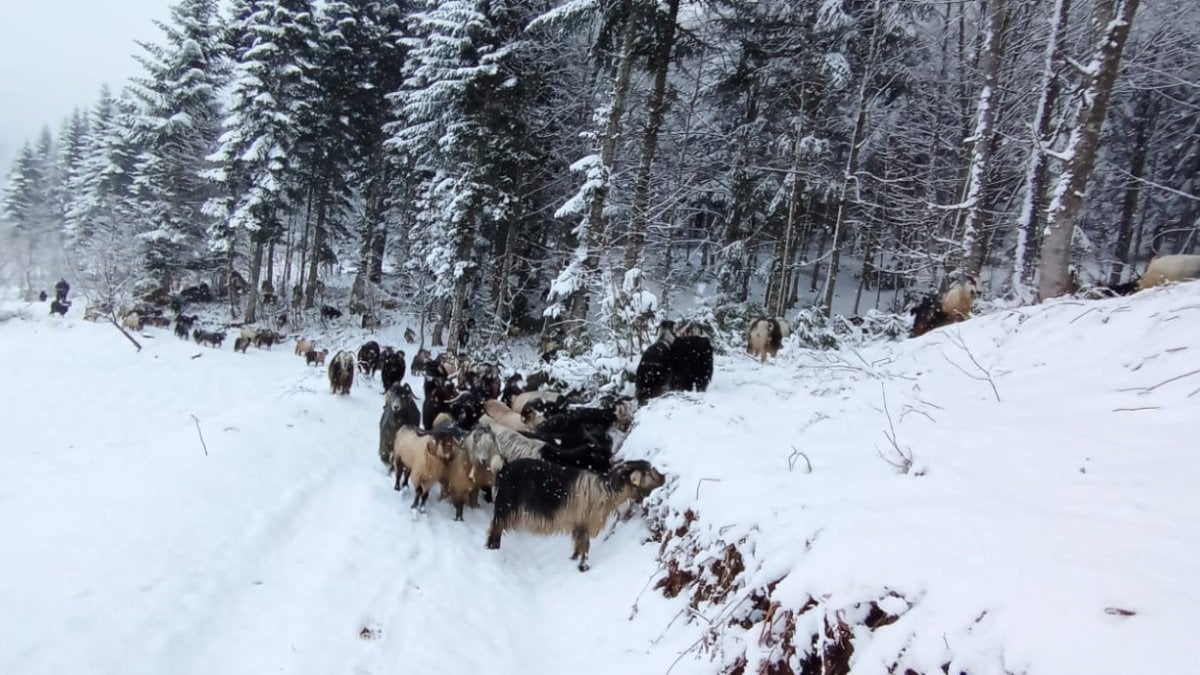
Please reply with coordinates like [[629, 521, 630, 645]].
[[622, 282, 1200, 674], [0, 304, 665, 675]]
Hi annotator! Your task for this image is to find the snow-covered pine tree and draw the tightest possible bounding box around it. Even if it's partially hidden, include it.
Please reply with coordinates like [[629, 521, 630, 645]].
[[389, 0, 531, 352], [1, 137, 57, 297], [316, 0, 412, 315], [128, 0, 229, 294], [207, 0, 317, 322], [63, 88, 145, 310]]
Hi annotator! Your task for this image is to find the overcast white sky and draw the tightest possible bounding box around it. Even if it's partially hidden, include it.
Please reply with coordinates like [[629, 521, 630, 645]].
[[0, 0, 175, 168]]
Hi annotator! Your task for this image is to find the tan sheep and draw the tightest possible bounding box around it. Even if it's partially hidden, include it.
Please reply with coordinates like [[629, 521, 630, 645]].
[[1137, 254, 1200, 291], [294, 337, 315, 356], [483, 399, 531, 432], [941, 278, 979, 322], [391, 426, 457, 513]]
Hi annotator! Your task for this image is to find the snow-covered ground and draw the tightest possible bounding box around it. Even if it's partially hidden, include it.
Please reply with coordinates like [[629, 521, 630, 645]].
[[2, 283, 1198, 674]]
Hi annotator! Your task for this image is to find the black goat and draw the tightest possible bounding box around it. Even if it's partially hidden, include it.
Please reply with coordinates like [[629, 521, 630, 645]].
[[486, 459, 666, 572], [358, 341, 381, 378], [667, 334, 714, 393], [635, 321, 676, 404], [380, 382, 420, 465]]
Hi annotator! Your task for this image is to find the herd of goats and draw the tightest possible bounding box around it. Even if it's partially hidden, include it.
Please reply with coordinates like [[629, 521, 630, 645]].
[[44, 252, 1198, 570], [907, 253, 1199, 337]]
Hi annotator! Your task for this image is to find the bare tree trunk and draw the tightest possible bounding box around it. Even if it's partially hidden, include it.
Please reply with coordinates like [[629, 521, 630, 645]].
[[624, 0, 680, 271], [244, 235, 264, 324], [958, 0, 1007, 282], [1038, 0, 1140, 300], [304, 196, 326, 310], [820, 0, 883, 315], [767, 128, 805, 318], [1109, 93, 1155, 284], [1013, 0, 1072, 299], [565, 1, 638, 331]]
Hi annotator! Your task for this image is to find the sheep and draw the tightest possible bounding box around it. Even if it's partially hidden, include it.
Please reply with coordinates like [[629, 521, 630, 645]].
[[380, 347, 407, 392], [358, 341, 381, 378], [294, 337, 315, 356], [485, 458, 666, 571], [667, 333, 714, 394], [320, 305, 343, 320], [49, 299, 71, 316], [422, 379, 457, 430], [534, 402, 632, 449], [465, 419, 612, 475], [501, 374, 523, 407], [747, 318, 788, 363], [941, 277, 979, 322], [439, 442, 480, 521], [908, 292, 947, 338], [173, 315, 196, 339], [254, 329, 282, 349], [1137, 254, 1200, 291], [411, 348, 432, 376], [908, 278, 978, 339], [234, 336, 251, 353], [122, 313, 143, 331], [404, 327, 416, 343], [380, 382, 420, 466], [328, 350, 355, 395], [484, 399, 533, 432], [635, 321, 677, 404], [192, 329, 225, 347], [390, 424, 461, 512], [512, 390, 564, 415], [306, 349, 329, 366], [460, 361, 501, 400], [449, 391, 486, 429]]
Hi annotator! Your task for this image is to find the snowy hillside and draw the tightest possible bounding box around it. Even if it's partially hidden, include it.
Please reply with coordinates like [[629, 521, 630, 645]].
[[2, 283, 1198, 674]]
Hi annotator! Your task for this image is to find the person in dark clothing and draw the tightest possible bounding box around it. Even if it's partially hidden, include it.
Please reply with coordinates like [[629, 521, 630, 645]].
[[54, 279, 70, 303]]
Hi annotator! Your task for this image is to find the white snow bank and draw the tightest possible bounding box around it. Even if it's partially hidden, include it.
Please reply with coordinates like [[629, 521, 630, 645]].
[[623, 282, 1200, 674]]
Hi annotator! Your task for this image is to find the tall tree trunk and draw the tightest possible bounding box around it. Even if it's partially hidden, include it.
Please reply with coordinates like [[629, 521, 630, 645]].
[[766, 128, 805, 318], [958, 0, 1007, 282], [304, 195, 327, 310], [1109, 94, 1155, 284], [624, 0, 680, 271], [244, 235, 264, 324], [564, 2, 638, 331], [820, 0, 883, 315], [1013, 0, 1072, 299], [1038, 0, 1140, 300]]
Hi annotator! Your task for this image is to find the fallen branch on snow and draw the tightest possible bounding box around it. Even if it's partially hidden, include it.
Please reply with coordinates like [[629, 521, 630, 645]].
[[191, 414, 209, 456]]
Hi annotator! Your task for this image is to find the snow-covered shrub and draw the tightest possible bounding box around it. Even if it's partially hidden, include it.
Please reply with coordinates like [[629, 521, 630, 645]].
[[787, 307, 842, 350], [540, 341, 635, 400], [835, 309, 908, 344]]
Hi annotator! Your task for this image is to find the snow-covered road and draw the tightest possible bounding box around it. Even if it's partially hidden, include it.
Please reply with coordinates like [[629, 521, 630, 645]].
[[0, 310, 666, 675]]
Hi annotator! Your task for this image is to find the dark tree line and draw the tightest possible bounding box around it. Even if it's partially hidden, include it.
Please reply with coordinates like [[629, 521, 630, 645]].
[[3, 0, 1195, 349]]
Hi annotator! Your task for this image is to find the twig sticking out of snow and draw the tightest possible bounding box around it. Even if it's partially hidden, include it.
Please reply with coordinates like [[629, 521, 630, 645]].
[[788, 446, 812, 473], [191, 414, 209, 456], [875, 384, 913, 474], [1118, 368, 1200, 396], [695, 478, 721, 500], [942, 330, 1001, 402]]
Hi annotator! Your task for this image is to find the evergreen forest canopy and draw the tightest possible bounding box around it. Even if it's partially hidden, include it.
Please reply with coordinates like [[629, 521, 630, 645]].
[[2, 0, 1196, 353]]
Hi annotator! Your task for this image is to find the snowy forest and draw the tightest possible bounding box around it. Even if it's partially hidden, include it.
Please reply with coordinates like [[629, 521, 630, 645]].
[[2, 0, 1196, 350]]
